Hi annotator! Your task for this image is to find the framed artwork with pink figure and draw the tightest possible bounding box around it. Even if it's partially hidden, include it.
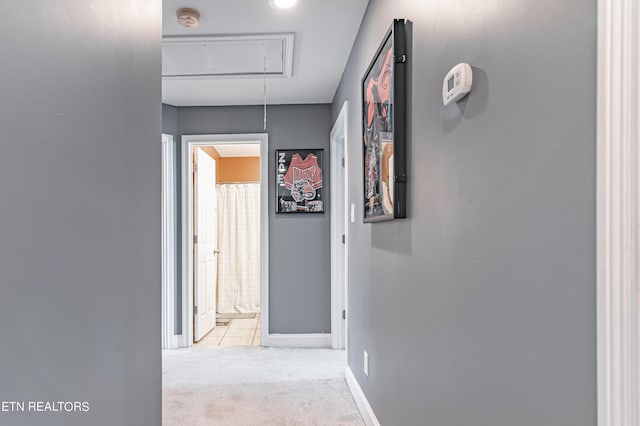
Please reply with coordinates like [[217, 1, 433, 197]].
[[275, 149, 324, 213], [362, 19, 407, 222]]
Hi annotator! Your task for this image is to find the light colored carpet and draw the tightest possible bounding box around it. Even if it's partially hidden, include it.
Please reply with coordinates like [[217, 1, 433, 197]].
[[162, 346, 364, 425]]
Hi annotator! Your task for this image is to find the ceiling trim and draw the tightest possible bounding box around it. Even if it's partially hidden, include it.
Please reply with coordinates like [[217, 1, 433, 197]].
[[162, 33, 295, 80]]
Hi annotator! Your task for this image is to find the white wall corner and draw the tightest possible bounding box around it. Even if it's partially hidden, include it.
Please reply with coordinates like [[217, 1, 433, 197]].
[[345, 366, 380, 426]]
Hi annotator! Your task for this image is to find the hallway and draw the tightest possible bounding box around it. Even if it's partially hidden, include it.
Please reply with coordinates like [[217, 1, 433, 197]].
[[162, 347, 363, 425]]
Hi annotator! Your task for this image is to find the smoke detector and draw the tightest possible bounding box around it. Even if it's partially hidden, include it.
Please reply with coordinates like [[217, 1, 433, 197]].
[[177, 8, 200, 28]]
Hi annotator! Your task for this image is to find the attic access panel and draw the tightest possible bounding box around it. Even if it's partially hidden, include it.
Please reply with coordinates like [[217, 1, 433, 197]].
[[162, 33, 294, 79]]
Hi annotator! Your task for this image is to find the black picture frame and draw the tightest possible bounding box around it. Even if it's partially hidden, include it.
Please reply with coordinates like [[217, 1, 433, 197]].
[[362, 18, 407, 223], [275, 149, 325, 213]]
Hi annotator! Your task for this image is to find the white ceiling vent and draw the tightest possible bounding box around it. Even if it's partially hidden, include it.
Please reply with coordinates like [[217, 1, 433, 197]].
[[162, 34, 294, 79]]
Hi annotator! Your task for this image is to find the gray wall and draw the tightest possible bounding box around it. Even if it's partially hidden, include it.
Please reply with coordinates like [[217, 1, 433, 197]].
[[332, 0, 596, 425], [177, 105, 332, 334], [0, 2, 161, 426], [162, 103, 178, 138]]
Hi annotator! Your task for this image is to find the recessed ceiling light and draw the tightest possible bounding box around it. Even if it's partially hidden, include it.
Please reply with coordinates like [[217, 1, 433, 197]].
[[269, 0, 297, 9]]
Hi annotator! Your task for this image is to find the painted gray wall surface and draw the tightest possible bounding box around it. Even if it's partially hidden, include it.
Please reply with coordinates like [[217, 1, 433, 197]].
[[162, 103, 178, 137], [332, 1, 596, 425], [178, 105, 332, 334], [0, 2, 161, 426]]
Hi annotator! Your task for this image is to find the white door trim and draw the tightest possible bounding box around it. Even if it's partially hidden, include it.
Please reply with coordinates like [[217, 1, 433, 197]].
[[161, 133, 179, 349], [597, 0, 640, 424], [181, 133, 269, 347], [330, 101, 349, 350]]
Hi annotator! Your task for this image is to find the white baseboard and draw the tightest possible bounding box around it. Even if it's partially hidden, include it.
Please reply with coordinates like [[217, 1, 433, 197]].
[[266, 333, 331, 348], [173, 333, 191, 349], [346, 366, 380, 426], [165, 334, 182, 350]]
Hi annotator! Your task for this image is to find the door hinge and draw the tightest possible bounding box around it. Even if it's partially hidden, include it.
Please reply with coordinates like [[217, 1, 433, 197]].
[[342, 234, 345, 244], [342, 158, 345, 167], [193, 235, 198, 244], [342, 310, 346, 320], [193, 306, 198, 315], [193, 163, 198, 173]]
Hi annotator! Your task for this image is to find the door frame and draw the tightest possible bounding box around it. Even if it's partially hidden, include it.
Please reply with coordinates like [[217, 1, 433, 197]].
[[181, 133, 269, 347], [597, 0, 639, 424], [330, 101, 349, 350], [161, 133, 178, 349]]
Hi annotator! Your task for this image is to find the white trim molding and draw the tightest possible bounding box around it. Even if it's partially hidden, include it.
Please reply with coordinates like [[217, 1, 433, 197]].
[[181, 133, 270, 348], [597, 0, 640, 424], [330, 101, 349, 350], [161, 133, 177, 350], [345, 367, 380, 426], [266, 333, 331, 348]]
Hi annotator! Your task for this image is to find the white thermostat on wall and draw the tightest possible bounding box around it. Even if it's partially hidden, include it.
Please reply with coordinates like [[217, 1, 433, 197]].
[[442, 63, 473, 106]]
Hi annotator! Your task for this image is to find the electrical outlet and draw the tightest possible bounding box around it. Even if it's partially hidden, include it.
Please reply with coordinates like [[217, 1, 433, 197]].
[[363, 350, 369, 376]]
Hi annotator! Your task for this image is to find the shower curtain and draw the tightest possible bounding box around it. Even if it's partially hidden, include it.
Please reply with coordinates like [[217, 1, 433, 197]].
[[216, 183, 261, 313]]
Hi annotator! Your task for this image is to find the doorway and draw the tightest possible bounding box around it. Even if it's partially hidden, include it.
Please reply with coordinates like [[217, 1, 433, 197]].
[[195, 144, 261, 347], [181, 133, 269, 348]]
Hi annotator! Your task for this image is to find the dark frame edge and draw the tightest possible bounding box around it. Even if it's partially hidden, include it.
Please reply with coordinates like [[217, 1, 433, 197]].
[[275, 148, 326, 214], [393, 18, 407, 219]]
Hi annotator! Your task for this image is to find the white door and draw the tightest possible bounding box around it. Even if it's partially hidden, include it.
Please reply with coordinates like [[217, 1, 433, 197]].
[[194, 147, 218, 342]]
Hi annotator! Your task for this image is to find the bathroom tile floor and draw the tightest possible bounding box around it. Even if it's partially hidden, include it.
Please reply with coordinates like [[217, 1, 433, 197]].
[[195, 314, 261, 349]]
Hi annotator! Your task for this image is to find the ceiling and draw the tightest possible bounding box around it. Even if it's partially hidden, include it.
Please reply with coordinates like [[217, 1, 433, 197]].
[[162, 0, 369, 106], [212, 144, 261, 157]]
